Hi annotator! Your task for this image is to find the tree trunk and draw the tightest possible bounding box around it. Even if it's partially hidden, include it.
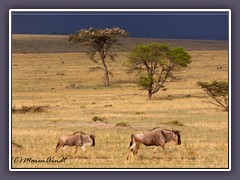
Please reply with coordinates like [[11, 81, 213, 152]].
[[148, 77, 154, 100], [104, 68, 110, 86], [100, 51, 110, 86], [148, 89, 153, 100]]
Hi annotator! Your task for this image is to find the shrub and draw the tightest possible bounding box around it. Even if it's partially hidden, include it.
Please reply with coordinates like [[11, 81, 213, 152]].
[[103, 104, 113, 107], [116, 122, 130, 127], [12, 141, 23, 148], [168, 120, 184, 126], [12, 105, 50, 114], [92, 116, 107, 123], [135, 112, 145, 115]]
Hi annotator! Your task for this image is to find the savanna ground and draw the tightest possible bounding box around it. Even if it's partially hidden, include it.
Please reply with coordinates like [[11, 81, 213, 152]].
[[11, 34, 229, 169]]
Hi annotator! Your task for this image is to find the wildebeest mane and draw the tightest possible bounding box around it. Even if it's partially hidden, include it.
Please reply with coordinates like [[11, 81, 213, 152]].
[[72, 131, 86, 135], [150, 127, 161, 130], [150, 127, 171, 132]]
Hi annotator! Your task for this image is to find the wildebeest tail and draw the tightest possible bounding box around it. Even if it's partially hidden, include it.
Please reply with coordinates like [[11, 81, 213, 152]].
[[55, 142, 60, 153], [129, 134, 133, 148]]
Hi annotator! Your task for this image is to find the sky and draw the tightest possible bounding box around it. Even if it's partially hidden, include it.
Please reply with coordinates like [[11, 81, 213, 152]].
[[11, 11, 229, 40]]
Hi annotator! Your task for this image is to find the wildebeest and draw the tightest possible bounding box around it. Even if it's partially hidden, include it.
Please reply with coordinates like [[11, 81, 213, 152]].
[[55, 131, 95, 157], [126, 127, 181, 160]]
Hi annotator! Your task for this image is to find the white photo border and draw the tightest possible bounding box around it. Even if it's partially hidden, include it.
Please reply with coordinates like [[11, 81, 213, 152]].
[[9, 9, 231, 171]]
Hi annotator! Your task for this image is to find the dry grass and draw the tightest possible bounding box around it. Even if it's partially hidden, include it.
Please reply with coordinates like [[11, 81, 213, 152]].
[[11, 34, 229, 169]]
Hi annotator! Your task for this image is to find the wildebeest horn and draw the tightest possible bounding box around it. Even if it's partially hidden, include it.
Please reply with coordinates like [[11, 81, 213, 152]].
[[91, 132, 95, 137]]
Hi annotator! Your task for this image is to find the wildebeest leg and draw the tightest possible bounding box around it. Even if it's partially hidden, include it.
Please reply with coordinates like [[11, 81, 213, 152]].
[[81, 145, 90, 158], [126, 149, 132, 160], [62, 145, 66, 157], [133, 142, 141, 158], [62, 145, 65, 152], [55, 142, 62, 153], [81, 146, 86, 152], [126, 142, 136, 160], [151, 146, 158, 159], [161, 144, 167, 154], [75, 146, 79, 154]]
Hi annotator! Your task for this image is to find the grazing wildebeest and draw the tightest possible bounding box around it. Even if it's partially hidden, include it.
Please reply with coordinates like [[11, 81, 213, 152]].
[[126, 127, 181, 160], [55, 131, 95, 157]]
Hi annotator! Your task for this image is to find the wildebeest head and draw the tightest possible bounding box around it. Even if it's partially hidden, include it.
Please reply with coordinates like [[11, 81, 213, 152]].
[[172, 130, 181, 145], [78, 132, 95, 147]]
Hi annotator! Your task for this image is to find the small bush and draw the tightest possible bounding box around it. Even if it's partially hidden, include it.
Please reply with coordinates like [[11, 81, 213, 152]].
[[116, 122, 130, 127], [103, 104, 113, 107], [168, 120, 184, 126], [12, 105, 50, 114], [12, 141, 23, 148], [56, 72, 66, 76], [135, 111, 144, 115], [89, 67, 101, 72], [66, 83, 81, 89], [166, 95, 173, 100], [92, 116, 107, 123]]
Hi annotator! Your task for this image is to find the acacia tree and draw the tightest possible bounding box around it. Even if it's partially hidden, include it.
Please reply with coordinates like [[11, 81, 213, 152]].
[[197, 81, 228, 111], [127, 43, 191, 99], [67, 27, 129, 86]]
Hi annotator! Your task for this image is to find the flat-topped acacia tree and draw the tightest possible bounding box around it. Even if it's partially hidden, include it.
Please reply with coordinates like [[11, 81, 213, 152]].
[[67, 27, 129, 86]]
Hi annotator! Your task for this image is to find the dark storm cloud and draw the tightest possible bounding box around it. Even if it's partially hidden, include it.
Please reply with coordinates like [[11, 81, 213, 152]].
[[11, 11, 229, 40]]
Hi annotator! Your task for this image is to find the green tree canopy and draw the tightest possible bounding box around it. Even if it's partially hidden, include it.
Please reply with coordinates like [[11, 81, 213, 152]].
[[127, 43, 191, 99], [197, 81, 228, 111]]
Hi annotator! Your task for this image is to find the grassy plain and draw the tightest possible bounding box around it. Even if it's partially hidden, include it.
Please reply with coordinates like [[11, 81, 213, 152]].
[[11, 34, 229, 169]]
